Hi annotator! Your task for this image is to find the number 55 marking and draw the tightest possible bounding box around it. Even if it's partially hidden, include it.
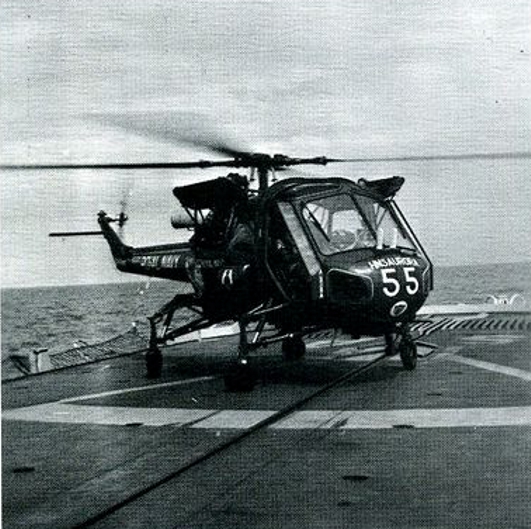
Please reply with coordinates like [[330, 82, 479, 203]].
[[403, 266, 419, 295], [381, 268, 400, 297], [381, 267, 419, 297]]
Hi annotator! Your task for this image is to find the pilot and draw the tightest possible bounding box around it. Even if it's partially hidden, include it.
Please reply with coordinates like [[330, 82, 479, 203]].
[[268, 213, 308, 300], [221, 184, 256, 297], [191, 208, 230, 253], [189, 173, 256, 308], [190, 172, 250, 255]]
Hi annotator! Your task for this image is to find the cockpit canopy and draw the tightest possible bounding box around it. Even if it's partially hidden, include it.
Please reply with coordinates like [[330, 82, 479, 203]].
[[261, 176, 421, 258], [301, 192, 417, 255]]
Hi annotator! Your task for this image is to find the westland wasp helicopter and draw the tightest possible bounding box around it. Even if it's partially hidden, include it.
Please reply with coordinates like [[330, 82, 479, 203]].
[[6, 120, 527, 391]]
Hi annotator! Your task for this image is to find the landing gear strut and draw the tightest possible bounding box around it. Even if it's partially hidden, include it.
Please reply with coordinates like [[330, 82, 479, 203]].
[[145, 293, 211, 379], [398, 329, 417, 370], [223, 300, 290, 392], [224, 318, 257, 392], [146, 295, 297, 391]]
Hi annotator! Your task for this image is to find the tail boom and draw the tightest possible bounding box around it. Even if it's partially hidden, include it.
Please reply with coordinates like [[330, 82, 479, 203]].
[[97, 211, 193, 282]]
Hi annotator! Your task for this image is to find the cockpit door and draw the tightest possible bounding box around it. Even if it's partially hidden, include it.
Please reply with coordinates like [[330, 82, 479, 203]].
[[265, 202, 322, 301]]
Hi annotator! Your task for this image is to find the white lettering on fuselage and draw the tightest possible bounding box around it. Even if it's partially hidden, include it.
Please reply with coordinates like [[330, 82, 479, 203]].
[[131, 254, 192, 269], [368, 257, 419, 270]]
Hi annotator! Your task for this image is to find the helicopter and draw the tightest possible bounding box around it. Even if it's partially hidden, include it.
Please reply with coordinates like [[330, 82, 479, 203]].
[[6, 119, 527, 391], [3, 142, 436, 391], [102, 160, 432, 391]]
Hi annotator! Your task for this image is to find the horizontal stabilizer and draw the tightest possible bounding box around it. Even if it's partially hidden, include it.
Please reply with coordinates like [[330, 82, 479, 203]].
[[49, 231, 103, 237]]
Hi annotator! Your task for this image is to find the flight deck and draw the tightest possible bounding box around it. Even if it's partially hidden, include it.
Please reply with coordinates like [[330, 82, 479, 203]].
[[3, 307, 531, 529]]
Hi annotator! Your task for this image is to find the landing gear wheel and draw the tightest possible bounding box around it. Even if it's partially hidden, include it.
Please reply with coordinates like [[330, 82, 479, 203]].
[[399, 337, 417, 370], [282, 336, 306, 361], [224, 362, 257, 392], [146, 348, 163, 379]]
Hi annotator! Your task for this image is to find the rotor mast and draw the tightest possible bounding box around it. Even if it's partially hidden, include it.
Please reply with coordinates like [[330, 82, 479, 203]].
[[258, 165, 269, 192], [242, 153, 331, 193]]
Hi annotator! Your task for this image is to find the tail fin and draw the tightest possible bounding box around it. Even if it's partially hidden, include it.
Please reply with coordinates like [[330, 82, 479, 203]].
[[97, 211, 132, 263]]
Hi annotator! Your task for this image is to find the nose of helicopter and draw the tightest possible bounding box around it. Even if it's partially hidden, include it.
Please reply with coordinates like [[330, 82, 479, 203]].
[[326, 253, 431, 322]]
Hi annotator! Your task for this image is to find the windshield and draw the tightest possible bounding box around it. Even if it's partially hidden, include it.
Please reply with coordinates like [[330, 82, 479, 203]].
[[301, 193, 416, 255]]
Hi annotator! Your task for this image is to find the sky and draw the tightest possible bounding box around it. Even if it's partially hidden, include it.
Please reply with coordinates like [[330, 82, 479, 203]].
[[1, 0, 530, 287]]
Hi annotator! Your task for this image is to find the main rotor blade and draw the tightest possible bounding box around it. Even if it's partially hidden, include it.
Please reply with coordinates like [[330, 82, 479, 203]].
[[326, 151, 531, 164], [88, 111, 249, 158], [3, 150, 529, 172], [0, 160, 243, 171]]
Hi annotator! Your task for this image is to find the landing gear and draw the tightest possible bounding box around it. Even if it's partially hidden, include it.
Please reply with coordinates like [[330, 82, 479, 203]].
[[385, 325, 417, 370], [399, 334, 417, 370], [222, 301, 289, 391], [224, 318, 257, 392], [145, 293, 211, 379], [282, 335, 306, 361]]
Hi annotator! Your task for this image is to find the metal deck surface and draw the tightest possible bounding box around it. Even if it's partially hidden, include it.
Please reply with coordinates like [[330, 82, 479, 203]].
[[2, 309, 531, 529]]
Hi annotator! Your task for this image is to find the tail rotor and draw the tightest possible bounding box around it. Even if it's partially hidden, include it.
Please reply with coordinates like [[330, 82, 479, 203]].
[[116, 184, 133, 240]]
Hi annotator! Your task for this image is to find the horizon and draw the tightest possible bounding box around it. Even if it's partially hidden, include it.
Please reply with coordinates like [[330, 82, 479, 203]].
[[2, 259, 530, 291]]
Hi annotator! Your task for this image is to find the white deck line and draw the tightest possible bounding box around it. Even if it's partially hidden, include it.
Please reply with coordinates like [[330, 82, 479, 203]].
[[444, 354, 531, 382], [2, 403, 217, 427], [4, 403, 531, 429], [61, 376, 217, 403], [272, 406, 531, 430]]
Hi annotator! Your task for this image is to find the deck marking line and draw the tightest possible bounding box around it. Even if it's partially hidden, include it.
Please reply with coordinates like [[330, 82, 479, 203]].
[[337, 345, 436, 362], [272, 406, 531, 430], [460, 334, 525, 345], [2, 404, 217, 427], [191, 409, 276, 429], [446, 354, 531, 382], [61, 375, 217, 404], [416, 345, 437, 358], [323, 350, 383, 361], [306, 337, 379, 350], [343, 353, 389, 362], [4, 404, 531, 429]]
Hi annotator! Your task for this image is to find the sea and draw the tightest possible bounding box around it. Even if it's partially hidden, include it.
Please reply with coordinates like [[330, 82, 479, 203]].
[[2, 262, 530, 375]]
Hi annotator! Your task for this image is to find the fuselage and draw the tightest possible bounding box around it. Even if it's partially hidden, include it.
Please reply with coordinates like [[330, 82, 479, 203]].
[[98, 175, 433, 334]]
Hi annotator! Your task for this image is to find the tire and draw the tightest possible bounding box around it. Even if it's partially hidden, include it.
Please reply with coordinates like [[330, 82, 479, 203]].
[[282, 336, 306, 361], [399, 338, 417, 370]]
